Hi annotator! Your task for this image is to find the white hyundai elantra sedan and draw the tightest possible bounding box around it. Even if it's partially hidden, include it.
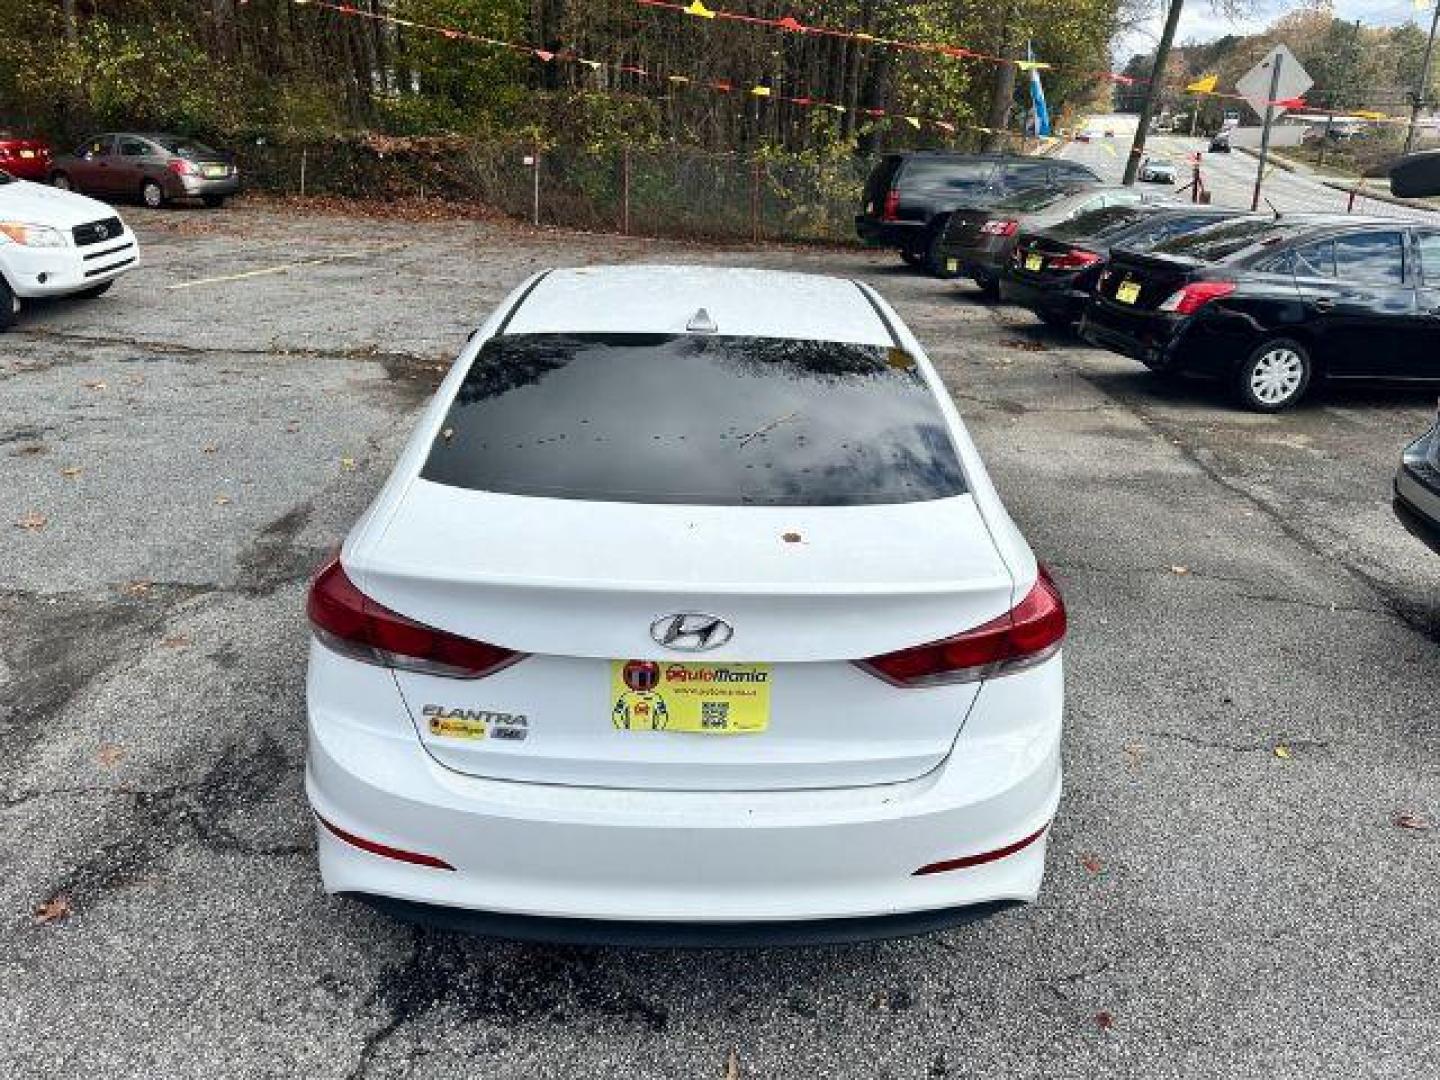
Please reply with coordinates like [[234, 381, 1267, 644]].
[[305, 265, 1065, 945]]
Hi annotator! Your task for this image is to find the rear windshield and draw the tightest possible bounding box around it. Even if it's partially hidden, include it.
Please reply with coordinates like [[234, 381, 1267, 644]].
[[1149, 217, 1296, 261], [995, 186, 1072, 211], [1047, 206, 1152, 240], [900, 159, 994, 190], [153, 138, 219, 159], [422, 333, 968, 506]]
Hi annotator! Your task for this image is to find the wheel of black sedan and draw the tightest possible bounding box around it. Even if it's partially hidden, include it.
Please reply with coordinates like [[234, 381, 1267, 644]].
[[900, 249, 924, 268], [1234, 338, 1312, 412]]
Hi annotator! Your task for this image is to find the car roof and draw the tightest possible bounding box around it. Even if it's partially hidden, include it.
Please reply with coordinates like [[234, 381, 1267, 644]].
[[503, 266, 896, 346]]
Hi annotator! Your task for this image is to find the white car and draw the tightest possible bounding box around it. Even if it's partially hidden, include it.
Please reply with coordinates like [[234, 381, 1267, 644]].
[[0, 168, 138, 329], [305, 265, 1066, 944], [1138, 158, 1179, 184]]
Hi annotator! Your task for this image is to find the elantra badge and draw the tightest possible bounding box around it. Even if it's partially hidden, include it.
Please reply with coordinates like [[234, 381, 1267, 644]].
[[650, 613, 733, 652]]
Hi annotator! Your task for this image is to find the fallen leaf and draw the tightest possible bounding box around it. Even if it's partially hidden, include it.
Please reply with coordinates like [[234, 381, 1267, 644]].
[[441, 427, 455, 442], [340, 457, 357, 470], [123, 580, 152, 597], [1080, 854, 1102, 874], [1095, 1010, 1114, 1030], [161, 634, 192, 649], [286, 421, 302, 433], [60, 466, 83, 478], [1169, 565, 1190, 576], [33, 894, 72, 925], [1394, 812, 1432, 831], [214, 494, 232, 506], [82, 379, 107, 391], [724, 1049, 741, 1080], [1273, 744, 1292, 760], [201, 443, 218, 454], [16, 511, 48, 530], [98, 744, 124, 767], [782, 531, 802, 543], [12, 443, 47, 456]]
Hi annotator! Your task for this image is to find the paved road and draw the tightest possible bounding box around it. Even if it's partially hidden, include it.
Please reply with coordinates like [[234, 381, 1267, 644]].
[[2, 204, 1437, 1079], [1062, 129, 1431, 220]]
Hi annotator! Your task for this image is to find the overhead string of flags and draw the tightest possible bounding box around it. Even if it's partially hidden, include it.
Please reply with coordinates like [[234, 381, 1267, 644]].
[[289, 0, 1073, 145], [292, 0, 1347, 138]]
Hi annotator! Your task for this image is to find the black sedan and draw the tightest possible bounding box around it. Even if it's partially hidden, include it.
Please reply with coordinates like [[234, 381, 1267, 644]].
[[933, 185, 1156, 294], [1078, 216, 1440, 411], [1395, 409, 1440, 554], [1002, 204, 1254, 329]]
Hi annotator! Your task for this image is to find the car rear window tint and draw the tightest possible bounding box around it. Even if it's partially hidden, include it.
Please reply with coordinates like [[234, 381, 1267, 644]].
[[1047, 206, 1151, 240], [1416, 232, 1440, 286], [423, 333, 968, 507], [1334, 231, 1405, 285], [900, 160, 994, 190], [155, 138, 219, 159], [1151, 218, 1298, 261]]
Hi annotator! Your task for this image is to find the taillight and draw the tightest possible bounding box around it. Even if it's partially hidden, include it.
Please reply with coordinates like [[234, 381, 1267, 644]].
[[166, 157, 196, 176], [881, 188, 900, 221], [980, 219, 1019, 236], [1048, 248, 1102, 271], [307, 557, 524, 679], [1157, 280, 1235, 315], [856, 567, 1066, 687]]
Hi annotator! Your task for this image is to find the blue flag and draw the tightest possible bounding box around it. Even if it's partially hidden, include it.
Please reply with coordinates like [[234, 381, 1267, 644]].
[[1028, 41, 1051, 137]]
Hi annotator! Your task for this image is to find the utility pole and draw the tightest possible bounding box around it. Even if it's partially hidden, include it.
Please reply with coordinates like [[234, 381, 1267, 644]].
[[1404, 0, 1440, 154], [1123, 0, 1186, 185], [1251, 51, 1284, 211]]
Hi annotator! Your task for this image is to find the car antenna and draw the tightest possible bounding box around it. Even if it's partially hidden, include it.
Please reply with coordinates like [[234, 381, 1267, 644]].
[[686, 308, 718, 334], [1265, 198, 1280, 218]]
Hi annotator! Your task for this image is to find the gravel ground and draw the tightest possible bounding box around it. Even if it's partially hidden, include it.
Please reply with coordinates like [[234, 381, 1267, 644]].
[[2, 201, 1437, 1080]]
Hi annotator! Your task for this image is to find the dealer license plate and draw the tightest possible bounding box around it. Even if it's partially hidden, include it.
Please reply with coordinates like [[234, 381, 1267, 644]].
[[610, 660, 770, 734], [203, 164, 227, 178], [1116, 280, 1142, 304], [1024, 253, 1044, 272], [19, 149, 35, 159]]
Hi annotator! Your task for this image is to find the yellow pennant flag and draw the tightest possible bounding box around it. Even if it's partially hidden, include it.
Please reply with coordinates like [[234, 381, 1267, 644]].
[[667, 74, 690, 83], [904, 116, 921, 130], [684, 0, 717, 18], [1014, 60, 1050, 72], [1100, 141, 1117, 157], [1185, 74, 1218, 94], [750, 84, 772, 97]]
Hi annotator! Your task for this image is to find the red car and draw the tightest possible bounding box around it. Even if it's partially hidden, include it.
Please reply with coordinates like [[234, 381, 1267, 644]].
[[0, 132, 53, 182]]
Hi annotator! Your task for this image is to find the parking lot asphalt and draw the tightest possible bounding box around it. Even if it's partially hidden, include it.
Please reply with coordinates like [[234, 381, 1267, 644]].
[[2, 203, 1438, 1080]]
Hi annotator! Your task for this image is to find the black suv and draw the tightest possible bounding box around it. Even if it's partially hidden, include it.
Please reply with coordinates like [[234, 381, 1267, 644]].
[[1079, 216, 1440, 411], [856, 152, 1102, 276]]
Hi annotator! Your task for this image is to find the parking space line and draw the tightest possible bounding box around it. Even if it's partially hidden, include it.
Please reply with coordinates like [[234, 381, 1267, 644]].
[[164, 249, 395, 290]]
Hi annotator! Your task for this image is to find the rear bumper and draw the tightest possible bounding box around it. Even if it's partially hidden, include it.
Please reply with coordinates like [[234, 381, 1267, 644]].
[[0, 231, 140, 297], [939, 238, 1009, 281], [355, 894, 1021, 947], [1000, 273, 1086, 323], [1394, 466, 1440, 555], [305, 647, 1064, 938], [855, 216, 925, 249], [169, 173, 240, 199], [1, 160, 51, 182]]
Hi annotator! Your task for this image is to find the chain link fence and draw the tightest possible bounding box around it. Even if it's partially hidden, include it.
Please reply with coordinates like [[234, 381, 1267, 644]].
[[236, 139, 873, 243]]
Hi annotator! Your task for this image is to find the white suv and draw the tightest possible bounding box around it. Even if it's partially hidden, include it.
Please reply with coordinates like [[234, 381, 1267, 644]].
[[0, 168, 139, 329]]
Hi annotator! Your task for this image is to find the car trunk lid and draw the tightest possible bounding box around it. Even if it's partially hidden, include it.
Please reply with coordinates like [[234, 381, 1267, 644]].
[[352, 484, 1015, 791]]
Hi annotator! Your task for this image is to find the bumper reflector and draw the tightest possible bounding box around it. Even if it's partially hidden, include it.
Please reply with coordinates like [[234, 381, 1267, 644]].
[[315, 813, 455, 871], [912, 823, 1049, 876]]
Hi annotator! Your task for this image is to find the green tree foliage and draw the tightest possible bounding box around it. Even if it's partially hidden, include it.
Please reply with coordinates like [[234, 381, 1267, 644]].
[[0, 0, 1123, 150]]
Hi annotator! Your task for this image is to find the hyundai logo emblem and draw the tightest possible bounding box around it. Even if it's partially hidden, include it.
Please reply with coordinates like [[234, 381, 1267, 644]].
[[650, 613, 733, 652], [94, 224, 108, 240]]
